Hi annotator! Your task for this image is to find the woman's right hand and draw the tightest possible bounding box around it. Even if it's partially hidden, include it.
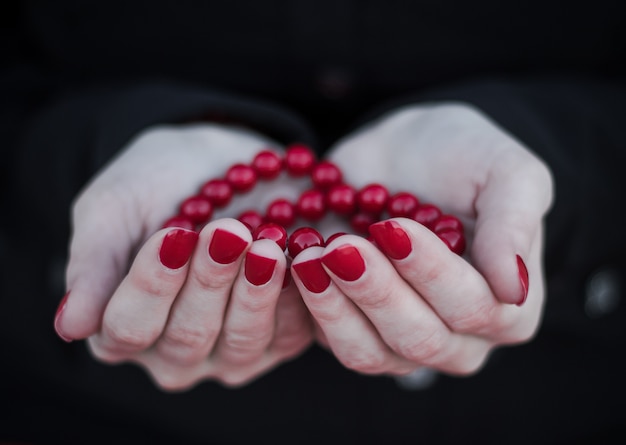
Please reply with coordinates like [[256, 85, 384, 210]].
[[55, 124, 314, 389]]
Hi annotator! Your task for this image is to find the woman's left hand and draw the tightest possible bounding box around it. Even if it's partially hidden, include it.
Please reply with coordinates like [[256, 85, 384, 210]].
[[290, 103, 554, 376]]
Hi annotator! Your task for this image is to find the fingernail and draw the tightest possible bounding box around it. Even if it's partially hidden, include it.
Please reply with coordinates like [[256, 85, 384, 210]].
[[369, 220, 412, 260], [208, 229, 248, 264], [159, 229, 199, 269], [516, 255, 529, 306], [292, 258, 330, 293], [54, 291, 73, 343], [321, 245, 365, 282], [245, 252, 277, 286]]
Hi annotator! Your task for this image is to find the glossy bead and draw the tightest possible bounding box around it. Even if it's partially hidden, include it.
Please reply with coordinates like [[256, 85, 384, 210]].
[[266, 198, 297, 228], [252, 150, 283, 179], [357, 183, 389, 214], [412, 204, 442, 229], [350, 212, 378, 234], [284, 144, 316, 176], [296, 189, 326, 221], [387, 192, 420, 218], [325, 232, 347, 245], [200, 178, 233, 208], [288, 226, 324, 258], [311, 161, 342, 190], [253, 223, 288, 251], [326, 183, 357, 215], [162, 215, 196, 230], [179, 195, 213, 224], [436, 228, 466, 255], [226, 163, 257, 192], [238, 210, 264, 232], [432, 214, 464, 233]]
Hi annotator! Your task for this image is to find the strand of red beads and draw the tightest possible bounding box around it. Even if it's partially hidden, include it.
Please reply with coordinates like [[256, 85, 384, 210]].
[[162, 144, 466, 258]]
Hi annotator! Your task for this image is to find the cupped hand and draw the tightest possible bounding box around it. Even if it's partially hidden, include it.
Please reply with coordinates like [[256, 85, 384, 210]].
[[56, 124, 314, 389], [291, 103, 554, 376]]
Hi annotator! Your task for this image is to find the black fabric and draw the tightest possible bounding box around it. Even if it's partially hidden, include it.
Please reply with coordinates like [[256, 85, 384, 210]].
[[1, 1, 625, 444]]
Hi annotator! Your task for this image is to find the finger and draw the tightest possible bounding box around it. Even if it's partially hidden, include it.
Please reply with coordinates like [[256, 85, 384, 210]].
[[292, 246, 414, 375], [471, 150, 554, 305], [212, 239, 287, 365], [268, 281, 315, 360], [154, 219, 251, 366], [320, 236, 493, 375], [369, 218, 521, 340], [57, 191, 142, 341], [89, 227, 198, 361]]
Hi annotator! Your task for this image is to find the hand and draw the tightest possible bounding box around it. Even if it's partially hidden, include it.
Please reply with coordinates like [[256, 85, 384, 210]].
[[290, 103, 554, 376], [56, 124, 314, 389]]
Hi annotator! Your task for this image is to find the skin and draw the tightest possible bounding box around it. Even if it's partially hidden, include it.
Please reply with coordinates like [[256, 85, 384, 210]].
[[57, 103, 554, 389]]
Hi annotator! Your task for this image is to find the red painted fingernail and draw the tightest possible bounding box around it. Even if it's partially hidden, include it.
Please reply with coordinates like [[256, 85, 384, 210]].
[[245, 252, 277, 286], [369, 220, 412, 260], [159, 229, 199, 269], [516, 255, 529, 306], [208, 229, 248, 264], [293, 258, 330, 293], [54, 291, 73, 343], [321, 245, 365, 282]]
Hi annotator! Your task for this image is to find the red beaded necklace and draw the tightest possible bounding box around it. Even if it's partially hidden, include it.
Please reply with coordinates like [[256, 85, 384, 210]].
[[162, 144, 466, 258]]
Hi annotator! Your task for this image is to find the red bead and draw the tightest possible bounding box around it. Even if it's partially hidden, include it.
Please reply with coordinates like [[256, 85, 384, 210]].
[[226, 164, 257, 192], [326, 184, 357, 215], [252, 150, 283, 179], [162, 215, 196, 230], [357, 183, 389, 214], [387, 192, 420, 218], [412, 204, 442, 229], [325, 232, 347, 245], [432, 214, 464, 233], [288, 226, 324, 258], [311, 161, 342, 189], [238, 210, 264, 232], [200, 179, 233, 208], [284, 144, 316, 176], [436, 228, 466, 255], [296, 189, 326, 221], [350, 212, 378, 234], [179, 195, 213, 224], [266, 198, 297, 228], [253, 223, 288, 251]]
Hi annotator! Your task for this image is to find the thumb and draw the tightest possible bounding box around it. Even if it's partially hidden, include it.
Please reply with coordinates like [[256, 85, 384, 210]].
[[55, 196, 138, 341], [470, 157, 553, 305]]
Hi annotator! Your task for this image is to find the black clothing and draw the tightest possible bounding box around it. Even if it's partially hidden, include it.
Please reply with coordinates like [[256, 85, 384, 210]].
[[2, 1, 625, 444]]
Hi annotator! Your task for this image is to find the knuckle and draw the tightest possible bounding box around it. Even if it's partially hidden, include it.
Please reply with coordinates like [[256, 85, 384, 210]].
[[221, 329, 271, 355], [340, 350, 388, 374], [352, 286, 394, 311], [190, 269, 233, 292], [237, 295, 274, 314], [104, 324, 156, 351], [397, 330, 447, 364], [161, 324, 213, 351], [128, 270, 178, 299], [447, 303, 496, 334]]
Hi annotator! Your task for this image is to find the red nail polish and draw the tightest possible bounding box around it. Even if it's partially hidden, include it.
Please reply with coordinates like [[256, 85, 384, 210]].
[[54, 291, 73, 343], [293, 258, 330, 293], [516, 255, 529, 306], [321, 245, 365, 282], [245, 252, 277, 286], [208, 229, 248, 264], [369, 220, 412, 260], [159, 229, 199, 269]]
